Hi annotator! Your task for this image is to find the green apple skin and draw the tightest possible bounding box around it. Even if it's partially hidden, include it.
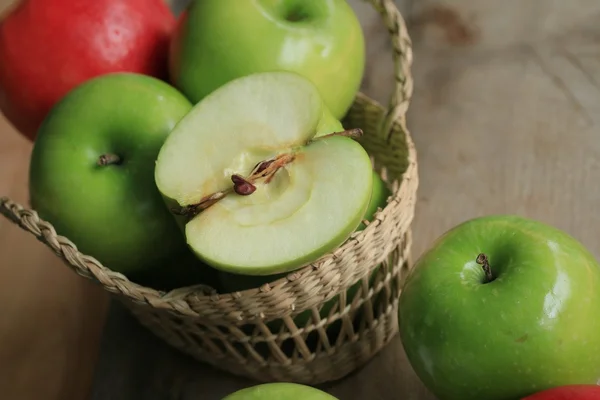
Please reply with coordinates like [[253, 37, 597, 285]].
[[357, 171, 391, 231], [169, 0, 365, 119], [29, 72, 193, 276], [221, 383, 338, 400], [398, 215, 600, 400]]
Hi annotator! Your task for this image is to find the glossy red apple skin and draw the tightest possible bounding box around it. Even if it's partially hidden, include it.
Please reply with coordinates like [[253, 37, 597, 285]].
[[521, 384, 600, 400], [0, 0, 176, 141]]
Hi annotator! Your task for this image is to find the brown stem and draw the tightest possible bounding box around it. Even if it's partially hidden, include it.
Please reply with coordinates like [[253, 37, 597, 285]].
[[313, 128, 364, 141], [254, 159, 274, 174], [97, 153, 121, 166], [476, 253, 494, 283]]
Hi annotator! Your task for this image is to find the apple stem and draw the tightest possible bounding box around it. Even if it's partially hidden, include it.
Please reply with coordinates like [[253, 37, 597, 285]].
[[252, 153, 295, 184], [97, 153, 121, 166], [476, 253, 495, 283], [313, 128, 364, 141], [173, 153, 296, 219], [171, 192, 226, 219]]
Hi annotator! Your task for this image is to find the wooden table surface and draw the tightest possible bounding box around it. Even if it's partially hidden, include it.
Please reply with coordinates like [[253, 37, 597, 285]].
[[2, 0, 600, 399]]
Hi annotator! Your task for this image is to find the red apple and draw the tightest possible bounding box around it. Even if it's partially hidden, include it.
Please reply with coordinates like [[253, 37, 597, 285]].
[[522, 384, 600, 400], [0, 0, 176, 141]]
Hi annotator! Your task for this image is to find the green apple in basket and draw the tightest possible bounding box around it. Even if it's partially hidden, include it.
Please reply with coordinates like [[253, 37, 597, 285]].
[[398, 215, 600, 400], [28, 73, 197, 276], [129, 245, 221, 292], [154, 71, 375, 276], [217, 170, 392, 329], [169, 0, 365, 119], [222, 382, 338, 400]]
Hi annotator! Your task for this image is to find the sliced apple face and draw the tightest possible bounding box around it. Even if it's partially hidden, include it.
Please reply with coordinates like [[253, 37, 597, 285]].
[[155, 71, 373, 275], [187, 135, 372, 274], [155, 71, 325, 207]]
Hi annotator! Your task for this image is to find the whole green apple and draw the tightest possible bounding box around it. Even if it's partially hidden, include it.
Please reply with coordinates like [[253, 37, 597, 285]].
[[398, 215, 600, 400], [29, 72, 193, 276], [169, 0, 365, 119], [221, 383, 338, 400]]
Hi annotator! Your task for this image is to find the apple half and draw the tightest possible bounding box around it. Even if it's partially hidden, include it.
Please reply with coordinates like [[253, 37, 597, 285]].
[[155, 71, 373, 275]]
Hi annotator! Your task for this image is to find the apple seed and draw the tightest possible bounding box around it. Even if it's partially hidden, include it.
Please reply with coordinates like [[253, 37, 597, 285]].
[[231, 174, 256, 195], [253, 159, 274, 174]]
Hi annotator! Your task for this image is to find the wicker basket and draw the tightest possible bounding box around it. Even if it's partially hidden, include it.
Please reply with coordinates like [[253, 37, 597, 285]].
[[0, 0, 417, 385]]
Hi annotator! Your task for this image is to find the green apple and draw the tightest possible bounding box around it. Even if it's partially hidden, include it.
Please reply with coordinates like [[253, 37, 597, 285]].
[[29, 72, 193, 276], [398, 215, 600, 400], [358, 171, 391, 231], [155, 71, 373, 276], [222, 383, 338, 400], [169, 0, 365, 119]]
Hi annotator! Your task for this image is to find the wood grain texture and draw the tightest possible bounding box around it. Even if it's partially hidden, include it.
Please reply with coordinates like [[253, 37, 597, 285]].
[[0, 118, 110, 399], [2, 0, 600, 399]]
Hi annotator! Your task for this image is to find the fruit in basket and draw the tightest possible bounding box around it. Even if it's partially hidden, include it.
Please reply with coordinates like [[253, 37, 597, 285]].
[[0, 0, 176, 141], [169, 0, 365, 119], [155, 71, 373, 276], [29, 73, 193, 276], [521, 384, 600, 400], [398, 215, 600, 400], [217, 170, 390, 327], [221, 382, 338, 400], [358, 170, 391, 231]]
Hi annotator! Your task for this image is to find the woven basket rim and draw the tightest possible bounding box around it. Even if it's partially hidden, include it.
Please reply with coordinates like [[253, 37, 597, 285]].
[[0, 0, 417, 322]]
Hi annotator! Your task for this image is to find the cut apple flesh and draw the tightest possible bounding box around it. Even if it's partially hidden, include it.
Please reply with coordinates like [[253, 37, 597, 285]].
[[187, 135, 372, 274], [155, 71, 373, 275], [155, 72, 326, 206]]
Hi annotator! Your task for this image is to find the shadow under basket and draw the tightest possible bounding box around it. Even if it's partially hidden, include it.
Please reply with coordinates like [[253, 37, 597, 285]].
[[0, 0, 418, 386]]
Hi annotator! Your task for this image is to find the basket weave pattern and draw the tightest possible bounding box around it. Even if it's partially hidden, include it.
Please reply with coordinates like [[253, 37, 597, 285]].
[[0, 0, 417, 385]]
